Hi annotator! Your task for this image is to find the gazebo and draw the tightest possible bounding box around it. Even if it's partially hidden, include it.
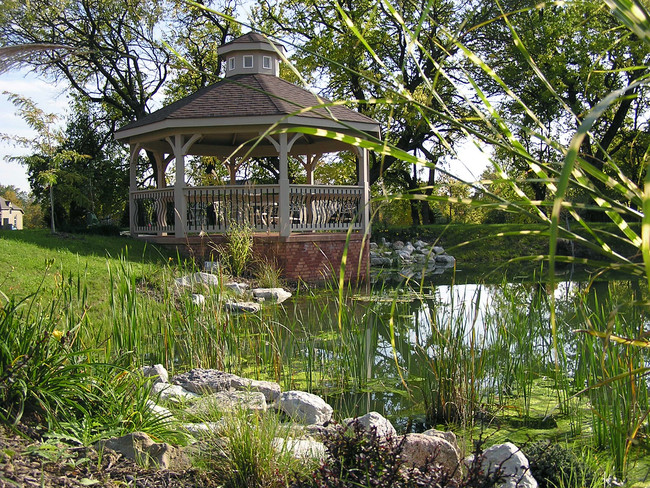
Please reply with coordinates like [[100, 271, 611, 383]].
[[115, 32, 380, 282]]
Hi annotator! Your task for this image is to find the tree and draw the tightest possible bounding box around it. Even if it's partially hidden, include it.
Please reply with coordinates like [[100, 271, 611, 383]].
[[464, 0, 650, 218], [1, 93, 88, 233], [0, 0, 246, 190], [252, 0, 472, 224]]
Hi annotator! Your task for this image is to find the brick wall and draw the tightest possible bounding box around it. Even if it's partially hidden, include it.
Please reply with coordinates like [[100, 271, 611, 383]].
[[162, 233, 370, 284], [253, 234, 369, 284]]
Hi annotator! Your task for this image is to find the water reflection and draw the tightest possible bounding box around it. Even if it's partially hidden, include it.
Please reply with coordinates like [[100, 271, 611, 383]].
[[286, 276, 647, 431]]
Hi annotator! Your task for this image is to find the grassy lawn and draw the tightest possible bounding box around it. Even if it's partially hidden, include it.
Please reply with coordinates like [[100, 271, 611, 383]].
[[0, 229, 175, 307]]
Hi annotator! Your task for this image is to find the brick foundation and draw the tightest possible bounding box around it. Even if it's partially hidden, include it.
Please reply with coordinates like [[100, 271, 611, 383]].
[[145, 232, 370, 284]]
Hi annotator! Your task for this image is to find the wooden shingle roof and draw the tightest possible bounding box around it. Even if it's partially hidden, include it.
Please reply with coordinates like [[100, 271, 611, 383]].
[[116, 73, 378, 135]]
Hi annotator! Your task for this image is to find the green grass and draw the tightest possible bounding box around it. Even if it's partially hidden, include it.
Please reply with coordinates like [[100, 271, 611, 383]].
[[0, 229, 175, 301]]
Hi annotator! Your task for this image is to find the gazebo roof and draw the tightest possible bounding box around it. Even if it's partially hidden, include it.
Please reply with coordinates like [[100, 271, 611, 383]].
[[115, 33, 380, 158], [116, 73, 377, 133]]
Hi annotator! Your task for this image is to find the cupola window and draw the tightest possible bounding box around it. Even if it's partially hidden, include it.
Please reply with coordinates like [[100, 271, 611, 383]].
[[243, 55, 254, 69], [263, 56, 271, 69], [228, 57, 235, 71]]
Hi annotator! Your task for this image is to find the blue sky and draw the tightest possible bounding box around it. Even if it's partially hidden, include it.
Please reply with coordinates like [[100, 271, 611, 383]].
[[0, 69, 69, 193]]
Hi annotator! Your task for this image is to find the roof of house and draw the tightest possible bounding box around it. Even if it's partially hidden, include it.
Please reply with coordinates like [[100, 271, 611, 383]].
[[0, 199, 24, 213], [116, 73, 378, 136]]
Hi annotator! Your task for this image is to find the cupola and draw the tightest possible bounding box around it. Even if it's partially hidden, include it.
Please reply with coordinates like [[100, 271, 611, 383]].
[[218, 32, 285, 78]]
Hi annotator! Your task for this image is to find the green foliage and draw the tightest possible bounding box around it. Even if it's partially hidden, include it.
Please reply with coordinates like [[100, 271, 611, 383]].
[[218, 222, 254, 277], [303, 421, 504, 488], [254, 258, 285, 289], [0, 285, 93, 426], [523, 441, 599, 488], [207, 410, 309, 488]]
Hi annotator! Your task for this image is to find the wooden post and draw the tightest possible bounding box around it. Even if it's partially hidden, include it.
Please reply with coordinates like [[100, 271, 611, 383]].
[[278, 133, 290, 237], [171, 135, 186, 238], [129, 144, 139, 236], [357, 147, 370, 234]]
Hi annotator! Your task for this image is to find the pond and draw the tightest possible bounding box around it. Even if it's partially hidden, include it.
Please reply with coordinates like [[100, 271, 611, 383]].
[[240, 266, 649, 469]]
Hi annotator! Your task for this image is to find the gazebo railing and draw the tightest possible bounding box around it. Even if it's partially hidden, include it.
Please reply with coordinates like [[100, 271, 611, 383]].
[[131, 188, 175, 234], [289, 185, 362, 232], [131, 184, 364, 235], [185, 185, 280, 232]]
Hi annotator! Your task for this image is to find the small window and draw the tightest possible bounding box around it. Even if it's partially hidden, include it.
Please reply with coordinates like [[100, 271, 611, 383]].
[[243, 55, 254, 69], [263, 56, 271, 69], [228, 57, 235, 70]]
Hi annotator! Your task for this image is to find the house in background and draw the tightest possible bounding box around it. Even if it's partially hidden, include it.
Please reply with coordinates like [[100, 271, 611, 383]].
[[0, 198, 24, 230]]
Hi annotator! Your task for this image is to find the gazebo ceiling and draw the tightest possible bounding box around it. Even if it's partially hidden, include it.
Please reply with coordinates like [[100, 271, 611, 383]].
[[115, 71, 380, 158]]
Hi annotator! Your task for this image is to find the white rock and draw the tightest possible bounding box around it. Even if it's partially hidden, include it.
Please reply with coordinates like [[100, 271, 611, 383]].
[[224, 282, 248, 295], [191, 294, 205, 306], [146, 400, 174, 422], [187, 391, 267, 416], [369, 242, 378, 250], [344, 411, 396, 439], [414, 240, 428, 249], [432, 246, 445, 255], [467, 442, 537, 488], [392, 241, 405, 250], [152, 382, 200, 402], [274, 391, 333, 425], [175, 272, 220, 288], [272, 437, 326, 460], [142, 364, 168, 384], [400, 433, 461, 474], [182, 421, 225, 437], [404, 243, 416, 254], [397, 249, 413, 261], [422, 429, 458, 449], [204, 261, 220, 272], [231, 376, 282, 402], [225, 301, 261, 313], [251, 288, 292, 304]]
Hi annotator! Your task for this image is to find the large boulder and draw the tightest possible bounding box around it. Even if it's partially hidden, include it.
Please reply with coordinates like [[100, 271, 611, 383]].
[[467, 442, 537, 488], [251, 288, 292, 304], [151, 382, 200, 402], [230, 376, 282, 403], [187, 391, 267, 416], [96, 432, 190, 470], [343, 412, 397, 440], [175, 272, 220, 288], [274, 391, 333, 425], [172, 369, 239, 394], [400, 433, 461, 475], [422, 429, 458, 450]]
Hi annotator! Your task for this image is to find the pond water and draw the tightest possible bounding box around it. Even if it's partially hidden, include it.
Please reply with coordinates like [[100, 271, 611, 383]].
[[267, 266, 648, 437]]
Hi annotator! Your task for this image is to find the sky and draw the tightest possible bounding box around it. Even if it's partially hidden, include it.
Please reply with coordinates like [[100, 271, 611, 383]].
[[0, 62, 491, 195], [0, 69, 69, 193]]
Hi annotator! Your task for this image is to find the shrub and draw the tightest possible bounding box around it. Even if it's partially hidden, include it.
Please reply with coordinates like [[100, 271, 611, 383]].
[[254, 258, 285, 289], [297, 421, 502, 488], [0, 291, 94, 426], [523, 441, 599, 488], [206, 410, 311, 488], [218, 222, 254, 277]]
